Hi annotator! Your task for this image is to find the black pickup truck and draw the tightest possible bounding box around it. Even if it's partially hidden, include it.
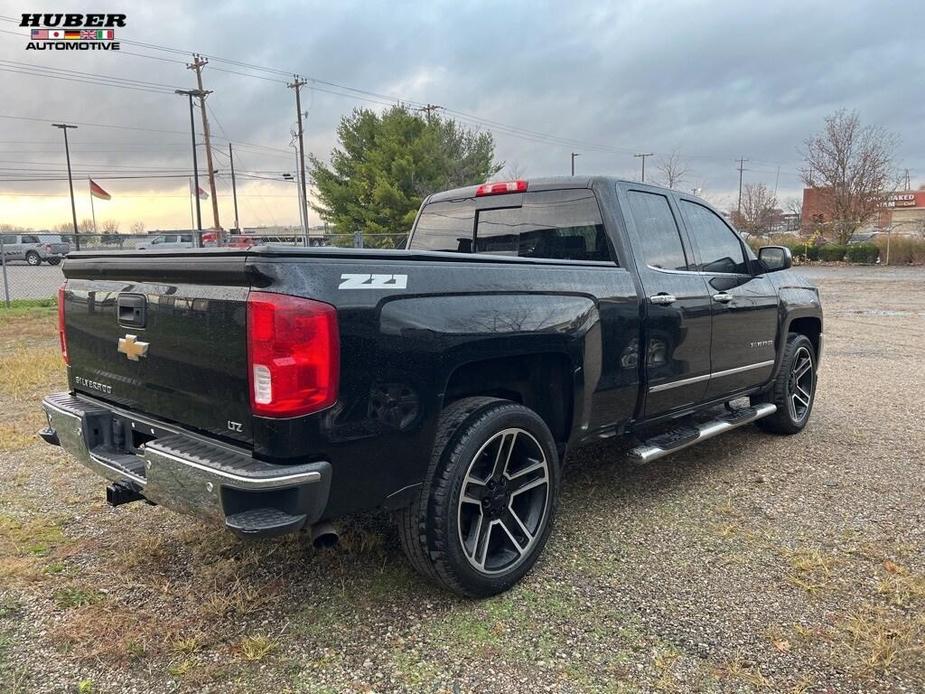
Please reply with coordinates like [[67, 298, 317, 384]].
[[41, 176, 822, 597]]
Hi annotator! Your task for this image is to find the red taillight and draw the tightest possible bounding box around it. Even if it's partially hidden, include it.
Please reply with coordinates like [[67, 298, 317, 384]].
[[57, 285, 69, 365], [246, 292, 339, 418], [43, 244, 52, 252], [475, 180, 528, 196]]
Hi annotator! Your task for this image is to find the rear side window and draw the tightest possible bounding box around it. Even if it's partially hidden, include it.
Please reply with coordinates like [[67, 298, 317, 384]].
[[410, 189, 613, 262], [625, 190, 688, 271], [22, 235, 39, 244], [680, 201, 749, 274], [411, 199, 475, 252], [475, 190, 612, 262]]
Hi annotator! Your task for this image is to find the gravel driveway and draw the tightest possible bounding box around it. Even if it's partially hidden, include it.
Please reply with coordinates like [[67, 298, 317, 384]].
[[0, 266, 922, 692]]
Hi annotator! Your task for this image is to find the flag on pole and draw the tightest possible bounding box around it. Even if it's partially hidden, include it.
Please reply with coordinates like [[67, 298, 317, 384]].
[[190, 180, 209, 199], [89, 179, 111, 200]]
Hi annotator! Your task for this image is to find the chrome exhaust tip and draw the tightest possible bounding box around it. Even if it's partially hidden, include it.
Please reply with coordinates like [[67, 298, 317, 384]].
[[310, 521, 339, 549]]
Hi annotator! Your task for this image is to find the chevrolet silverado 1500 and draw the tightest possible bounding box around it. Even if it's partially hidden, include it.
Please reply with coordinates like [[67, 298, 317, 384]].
[[41, 177, 822, 597]]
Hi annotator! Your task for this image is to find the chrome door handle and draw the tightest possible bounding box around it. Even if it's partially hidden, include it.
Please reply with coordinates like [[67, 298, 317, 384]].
[[649, 293, 677, 305], [713, 292, 733, 304]]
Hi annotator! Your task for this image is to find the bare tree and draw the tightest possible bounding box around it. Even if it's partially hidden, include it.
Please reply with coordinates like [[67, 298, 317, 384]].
[[78, 218, 94, 233], [504, 161, 526, 180], [130, 221, 146, 234], [655, 150, 689, 189], [784, 198, 803, 233], [731, 183, 778, 235], [801, 109, 898, 244]]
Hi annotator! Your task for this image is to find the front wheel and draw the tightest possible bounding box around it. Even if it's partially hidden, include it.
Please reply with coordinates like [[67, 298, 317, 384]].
[[25, 251, 41, 266], [754, 333, 817, 435], [398, 397, 560, 597]]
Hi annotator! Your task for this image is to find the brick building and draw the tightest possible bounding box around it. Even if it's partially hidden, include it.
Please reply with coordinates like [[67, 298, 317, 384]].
[[801, 187, 925, 234]]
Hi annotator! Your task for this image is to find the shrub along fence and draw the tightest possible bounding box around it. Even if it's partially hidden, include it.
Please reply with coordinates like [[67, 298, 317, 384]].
[[747, 234, 925, 265]]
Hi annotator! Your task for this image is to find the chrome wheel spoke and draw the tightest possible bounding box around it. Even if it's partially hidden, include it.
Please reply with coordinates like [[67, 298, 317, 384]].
[[498, 518, 528, 557], [461, 475, 487, 506], [490, 430, 518, 480], [509, 474, 547, 497], [467, 512, 491, 568], [504, 506, 534, 547]]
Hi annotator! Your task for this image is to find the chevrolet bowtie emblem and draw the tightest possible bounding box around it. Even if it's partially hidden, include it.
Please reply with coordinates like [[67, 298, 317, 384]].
[[117, 334, 149, 361]]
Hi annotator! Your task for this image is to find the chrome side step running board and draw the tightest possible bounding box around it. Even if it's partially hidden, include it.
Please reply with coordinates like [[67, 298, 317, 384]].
[[629, 403, 777, 465]]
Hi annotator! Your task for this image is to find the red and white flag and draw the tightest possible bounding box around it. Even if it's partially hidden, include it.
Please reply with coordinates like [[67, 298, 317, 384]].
[[89, 179, 111, 200], [189, 180, 209, 199]]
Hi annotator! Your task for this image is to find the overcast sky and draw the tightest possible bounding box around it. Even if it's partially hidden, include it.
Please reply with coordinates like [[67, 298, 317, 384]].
[[1, 0, 923, 231]]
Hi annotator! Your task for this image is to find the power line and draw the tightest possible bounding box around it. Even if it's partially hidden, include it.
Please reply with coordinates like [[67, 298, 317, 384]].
[[0, 18, 811, 174]]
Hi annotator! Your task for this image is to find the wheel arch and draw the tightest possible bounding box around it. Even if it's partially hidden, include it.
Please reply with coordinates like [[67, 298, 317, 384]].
[[787, 315, 822, 361], [442, 352, 575, 447]]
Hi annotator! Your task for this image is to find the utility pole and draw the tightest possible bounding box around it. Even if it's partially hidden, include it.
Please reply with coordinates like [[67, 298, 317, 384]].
[[634, 152, 654, 182], [736, 157, 748, 215], [904, 168, 910, 191], [175, 90, 202, 232], [289, 143, 306, 242], [288, 76, 310, 240], [52, 123, 79, 250], [187, 55, 220, 231], [416, 103, 442, 121], [228, 142, 240, 232], [570, 152, 580, 176]]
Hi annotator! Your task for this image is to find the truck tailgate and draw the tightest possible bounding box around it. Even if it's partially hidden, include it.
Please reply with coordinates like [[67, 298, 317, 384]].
[[61, 253, 253, 445]]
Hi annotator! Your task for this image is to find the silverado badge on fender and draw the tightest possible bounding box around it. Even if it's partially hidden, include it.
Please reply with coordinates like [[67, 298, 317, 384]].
[[117, 334, 149, 361]]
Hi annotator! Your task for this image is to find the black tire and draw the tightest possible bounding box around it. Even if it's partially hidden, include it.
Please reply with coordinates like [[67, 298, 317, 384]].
[[754, 333, 817, 435], [397, 397, 560, 598], [46, 258, 61, 266], [25, 251, 41, 266]]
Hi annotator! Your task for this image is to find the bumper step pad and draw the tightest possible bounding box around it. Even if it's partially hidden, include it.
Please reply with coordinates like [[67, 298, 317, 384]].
[[224, 508, 308, 537]]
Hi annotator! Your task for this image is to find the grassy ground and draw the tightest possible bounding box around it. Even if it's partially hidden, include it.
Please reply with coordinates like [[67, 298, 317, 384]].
[[0, 268, 923, 692]]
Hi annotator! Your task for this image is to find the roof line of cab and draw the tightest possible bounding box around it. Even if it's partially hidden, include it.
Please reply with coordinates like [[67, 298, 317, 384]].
[[426, 175, 676, 204]]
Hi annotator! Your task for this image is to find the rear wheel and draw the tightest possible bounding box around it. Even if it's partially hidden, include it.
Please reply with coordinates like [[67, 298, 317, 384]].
[[46, 258, 61, 266], [25, 251, 41, 266], [754, 333, 816, 435], [398, 397, 560, 597]]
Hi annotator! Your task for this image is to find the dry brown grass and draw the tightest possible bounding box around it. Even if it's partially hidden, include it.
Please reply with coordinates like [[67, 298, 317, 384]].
[[236, 634, 276, 662], [0, 347, 64, 402], [838, 606, 925, 674], [784, 548, 839, 594], [876, 561, 925, 608], [713, 649, 771, 688]]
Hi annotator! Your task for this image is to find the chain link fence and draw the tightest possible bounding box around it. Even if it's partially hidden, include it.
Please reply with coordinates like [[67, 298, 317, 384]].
[[0, 230, 409, 306]]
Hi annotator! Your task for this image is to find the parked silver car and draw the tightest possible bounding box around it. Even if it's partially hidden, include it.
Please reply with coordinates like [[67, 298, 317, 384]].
[[136, 233, 196, 250], [0, 233, 71, 265]]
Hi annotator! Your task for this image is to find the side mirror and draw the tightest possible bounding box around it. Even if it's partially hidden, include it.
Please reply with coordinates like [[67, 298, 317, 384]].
[[758, 245, 792, 272]]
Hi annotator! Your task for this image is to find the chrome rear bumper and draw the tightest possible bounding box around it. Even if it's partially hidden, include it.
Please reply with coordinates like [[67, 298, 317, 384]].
[[41, 392, 331, 537]]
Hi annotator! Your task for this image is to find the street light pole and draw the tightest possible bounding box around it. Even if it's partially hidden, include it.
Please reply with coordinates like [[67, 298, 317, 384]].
[[52, 123, 79, 250], [570, 152, 580, 176], [175, 89, 203, 233]]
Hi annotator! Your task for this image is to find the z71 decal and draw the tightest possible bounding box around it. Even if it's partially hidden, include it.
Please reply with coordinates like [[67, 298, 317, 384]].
[[338, 273, 408, 290]]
